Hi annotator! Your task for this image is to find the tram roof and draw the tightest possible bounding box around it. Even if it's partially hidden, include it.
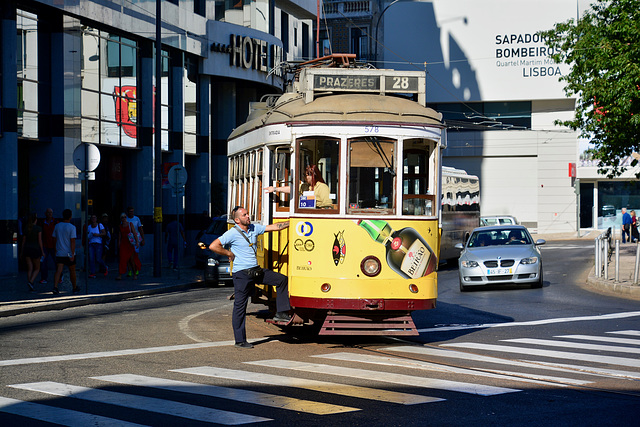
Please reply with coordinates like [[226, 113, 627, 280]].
[[228, 92, 444, 141]]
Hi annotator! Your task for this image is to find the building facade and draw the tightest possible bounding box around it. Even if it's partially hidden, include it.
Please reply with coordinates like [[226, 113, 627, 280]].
[[0, 0, 316, 277]]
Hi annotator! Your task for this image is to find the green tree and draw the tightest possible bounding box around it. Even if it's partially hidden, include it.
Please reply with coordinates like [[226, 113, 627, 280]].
[[541, 0, 640, 177]]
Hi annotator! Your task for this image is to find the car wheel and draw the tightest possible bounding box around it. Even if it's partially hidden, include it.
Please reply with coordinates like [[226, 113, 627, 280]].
[[459, 277, 469, 292], [531, 267, 543, 288]]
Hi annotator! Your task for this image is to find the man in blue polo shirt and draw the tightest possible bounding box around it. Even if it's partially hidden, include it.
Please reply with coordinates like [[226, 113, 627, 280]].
[[209, 206, 291, 348]]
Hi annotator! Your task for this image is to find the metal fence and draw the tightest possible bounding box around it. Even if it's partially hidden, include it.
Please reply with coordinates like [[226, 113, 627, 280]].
[[595, 227, 640, 284]]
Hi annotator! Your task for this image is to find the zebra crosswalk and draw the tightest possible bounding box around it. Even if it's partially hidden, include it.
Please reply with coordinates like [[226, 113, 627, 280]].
[[2, 329, 639, 425]]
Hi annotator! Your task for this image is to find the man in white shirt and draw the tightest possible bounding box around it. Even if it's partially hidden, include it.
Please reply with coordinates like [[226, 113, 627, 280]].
[[52, 209, 80, 294]]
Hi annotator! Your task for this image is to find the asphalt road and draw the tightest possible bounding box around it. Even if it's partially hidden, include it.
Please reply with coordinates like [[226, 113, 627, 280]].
[[1, 239, 639, 426]]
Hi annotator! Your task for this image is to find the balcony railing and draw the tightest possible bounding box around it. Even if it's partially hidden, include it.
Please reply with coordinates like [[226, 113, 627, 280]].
[[323, 0, 372, 17]]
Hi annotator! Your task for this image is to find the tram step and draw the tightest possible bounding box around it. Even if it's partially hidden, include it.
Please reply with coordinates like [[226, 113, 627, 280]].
[[320, 313, 419, 336]]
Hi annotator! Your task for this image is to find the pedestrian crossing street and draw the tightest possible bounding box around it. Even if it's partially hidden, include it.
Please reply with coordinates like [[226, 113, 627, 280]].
[[2, 329, 639, 425]]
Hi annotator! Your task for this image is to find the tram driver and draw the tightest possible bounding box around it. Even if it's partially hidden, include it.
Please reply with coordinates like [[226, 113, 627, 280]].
[[264, 164, 333, 209]]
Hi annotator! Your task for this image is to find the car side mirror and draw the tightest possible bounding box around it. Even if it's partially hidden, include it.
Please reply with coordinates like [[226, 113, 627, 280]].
[[535, 239, 546, 246], [455, 243, 464, 249]]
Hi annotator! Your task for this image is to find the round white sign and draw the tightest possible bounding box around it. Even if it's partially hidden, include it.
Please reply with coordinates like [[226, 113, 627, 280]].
[[73, 143, 101, 172], [168, 165, 188, 188]]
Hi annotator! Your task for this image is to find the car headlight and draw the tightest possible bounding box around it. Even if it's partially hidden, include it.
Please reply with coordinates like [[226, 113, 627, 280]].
[[461, 260, 479, 268], [520, 257, 539, 265], [207, 258, 219, 267]]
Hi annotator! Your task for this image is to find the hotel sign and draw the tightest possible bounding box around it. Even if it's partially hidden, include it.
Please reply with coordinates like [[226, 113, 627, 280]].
[[211, 34, 283, 77]]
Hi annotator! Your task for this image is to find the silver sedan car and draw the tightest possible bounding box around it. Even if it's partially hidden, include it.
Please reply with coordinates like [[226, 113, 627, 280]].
[[455, 225, 545, 291]]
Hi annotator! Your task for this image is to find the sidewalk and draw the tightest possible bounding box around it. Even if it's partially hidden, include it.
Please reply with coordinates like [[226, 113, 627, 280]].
[[531, 229, 640, 300], [2, 231, 638, 318], [0, 255, 209, 318]]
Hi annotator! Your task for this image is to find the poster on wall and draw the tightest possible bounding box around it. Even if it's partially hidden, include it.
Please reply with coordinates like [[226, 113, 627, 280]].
[[101, 77, 169, 149], [384, 0, 586, 102]]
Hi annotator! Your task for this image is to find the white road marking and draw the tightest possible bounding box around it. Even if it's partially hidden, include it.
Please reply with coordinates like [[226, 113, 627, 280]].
[[384, 346, 599, 375], [521, 360, 640, 380], [385, 345, 638, 381], [173, 366, 440, 405], [0, 341, 236, 367], [93, 374, 359, 415], [9, 381, 271, 425], [247, 359, 519, 396], [313, 352, 590, 386], [556, 334, 640, 346], [419, 311, 640, 333], [178, 309, 217, 343], [0, 396, 146, 426], [442, 342, 640, 368], [504, 338, 640, 354], [608, 330, 640, 337]]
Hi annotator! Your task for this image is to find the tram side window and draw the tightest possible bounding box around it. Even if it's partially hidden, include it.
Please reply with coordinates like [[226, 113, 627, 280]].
[[348, 138, 395, 214], [403, 139, 434, 216], [296, 138, 339, 210], [229, 150, 263, 221], [270, 147, 291, 211]]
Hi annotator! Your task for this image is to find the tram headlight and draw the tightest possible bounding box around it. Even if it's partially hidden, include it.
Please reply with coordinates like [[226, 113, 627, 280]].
[[361, 256, 381, 277]]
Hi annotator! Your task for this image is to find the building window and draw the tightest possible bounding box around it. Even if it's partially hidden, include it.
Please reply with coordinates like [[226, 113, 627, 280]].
[[302, 22, 310, 60], [184, 55, 198, 155], [350, 27, 368, 61], [194, 0, 206, 17], [281, 11, 289, 52], [214, 0, 270, 33], [319, 29, 331, 57], [17, 9, 38, 139], [81, 28, 141, 148]]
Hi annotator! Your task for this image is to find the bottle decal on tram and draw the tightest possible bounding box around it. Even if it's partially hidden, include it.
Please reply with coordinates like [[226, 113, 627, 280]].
[[332, 230, 346, 266], [358, 219, 437, 279]]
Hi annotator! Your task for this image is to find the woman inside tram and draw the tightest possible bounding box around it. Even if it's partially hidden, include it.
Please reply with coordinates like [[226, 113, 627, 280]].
[[264, 164, 332, 208]]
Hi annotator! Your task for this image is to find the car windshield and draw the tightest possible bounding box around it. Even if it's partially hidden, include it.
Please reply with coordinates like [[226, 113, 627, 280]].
[[468, 228, 532, 247]]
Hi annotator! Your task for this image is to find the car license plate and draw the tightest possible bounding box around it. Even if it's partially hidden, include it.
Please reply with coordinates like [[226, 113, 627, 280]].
[[487, 268, 512, 275]]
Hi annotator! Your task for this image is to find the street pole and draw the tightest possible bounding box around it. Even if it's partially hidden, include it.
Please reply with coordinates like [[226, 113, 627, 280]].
[[83, 143, 89, 293], [154, 0, 163, 277]]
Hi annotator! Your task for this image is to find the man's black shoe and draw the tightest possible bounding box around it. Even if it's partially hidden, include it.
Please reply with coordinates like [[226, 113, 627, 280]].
[[272, 312, 291, 323], [235, 341, 254, 349]]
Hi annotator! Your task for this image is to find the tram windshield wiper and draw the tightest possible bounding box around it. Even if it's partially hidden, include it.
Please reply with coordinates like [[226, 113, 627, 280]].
[[366, 137, 396, 176]]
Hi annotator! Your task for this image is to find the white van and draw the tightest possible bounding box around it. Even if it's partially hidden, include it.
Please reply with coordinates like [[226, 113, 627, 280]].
[[480, 215, 519, 226]]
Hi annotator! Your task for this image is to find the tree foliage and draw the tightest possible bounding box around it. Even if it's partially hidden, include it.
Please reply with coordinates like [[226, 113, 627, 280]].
[[541, 0, 640, 177]]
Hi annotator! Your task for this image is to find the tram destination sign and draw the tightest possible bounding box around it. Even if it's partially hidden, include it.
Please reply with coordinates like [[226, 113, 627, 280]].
[[302, 69, 426, 105], [313, 74, 420, 93]]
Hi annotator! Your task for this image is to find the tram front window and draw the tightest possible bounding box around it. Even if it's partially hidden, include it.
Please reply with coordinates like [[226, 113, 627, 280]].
[[296, 138, 339, 210], [348, 138, 395, 214]]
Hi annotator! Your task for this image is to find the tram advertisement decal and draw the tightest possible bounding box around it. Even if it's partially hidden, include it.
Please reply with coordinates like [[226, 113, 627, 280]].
[[290, 218, 438, 279]]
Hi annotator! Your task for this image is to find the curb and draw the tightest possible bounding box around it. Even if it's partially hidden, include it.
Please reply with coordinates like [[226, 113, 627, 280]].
[[0, 281, 206, 318], [585, 267, 640, 300]]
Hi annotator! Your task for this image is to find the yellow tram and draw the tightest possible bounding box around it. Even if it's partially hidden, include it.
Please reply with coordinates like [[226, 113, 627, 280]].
[[226, 55, 445, 335]]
